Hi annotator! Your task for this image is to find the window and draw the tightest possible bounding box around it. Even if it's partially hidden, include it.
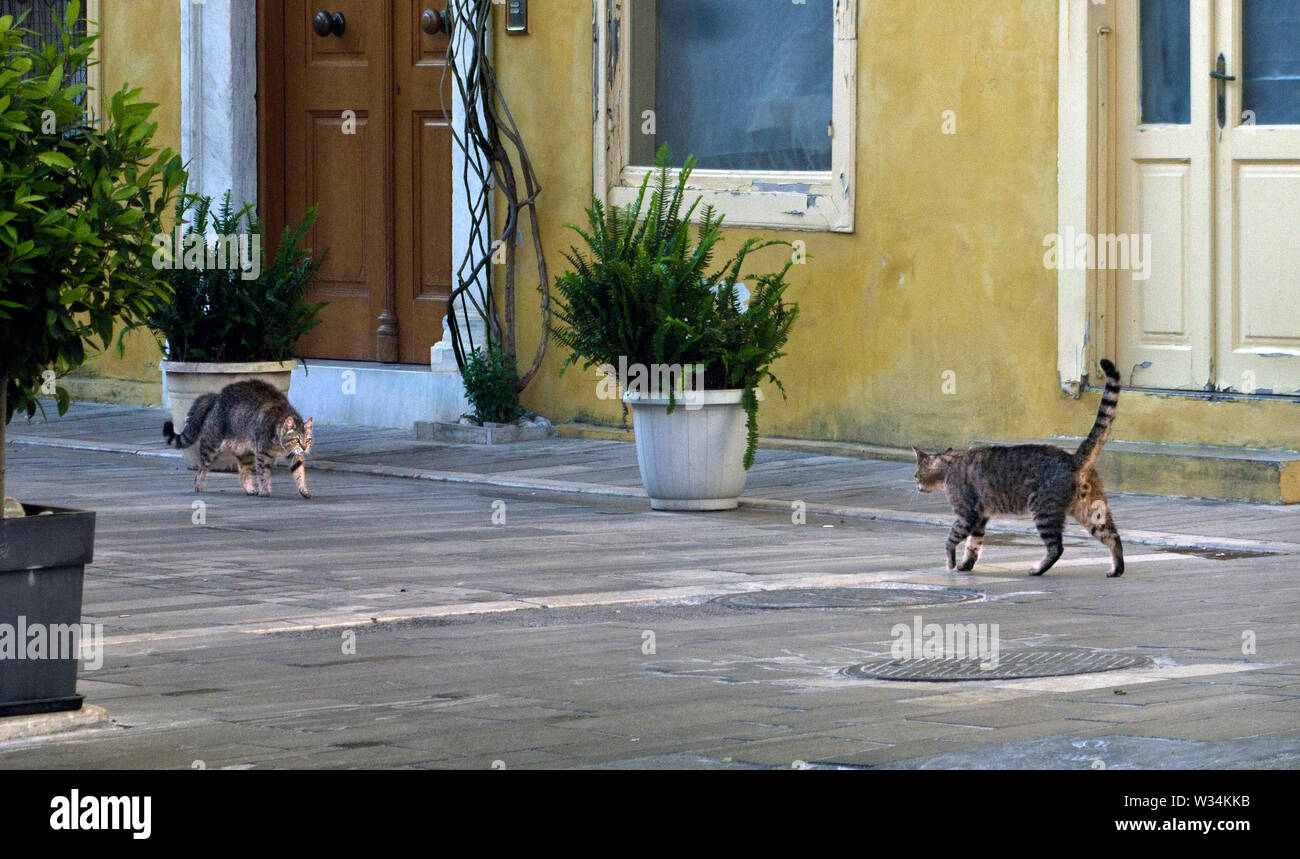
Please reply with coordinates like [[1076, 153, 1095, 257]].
[[0, 0, 99, 118], [595, 0, 857, 232]]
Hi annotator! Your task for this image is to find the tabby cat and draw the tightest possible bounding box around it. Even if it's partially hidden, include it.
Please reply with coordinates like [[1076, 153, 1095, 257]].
[[164, 380, 314, 499], [912, 359, 1123, 577]]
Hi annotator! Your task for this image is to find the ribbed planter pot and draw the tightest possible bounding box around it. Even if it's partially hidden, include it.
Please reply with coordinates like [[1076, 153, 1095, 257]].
[[160, 360, 295, 470], [0, 505, 95, 717], [623, 389, 753, 511]]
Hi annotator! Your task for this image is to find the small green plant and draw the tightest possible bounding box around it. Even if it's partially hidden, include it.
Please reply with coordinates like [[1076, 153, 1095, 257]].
[[142, 188, 328, 363], [550, 146, 800, 467], [0, 2, 184, 507], [461, 345, 523, 424]]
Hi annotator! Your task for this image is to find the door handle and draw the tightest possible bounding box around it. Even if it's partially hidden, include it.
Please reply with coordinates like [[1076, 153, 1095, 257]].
[[1212, 53, 1235, 128], [313, 11, 346, 38], [421, 9, 447, 35]]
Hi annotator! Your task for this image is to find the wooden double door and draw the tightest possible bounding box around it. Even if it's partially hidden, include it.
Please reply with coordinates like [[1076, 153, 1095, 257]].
[[263, 1, 453, 363], [1115, 0, 1300, 394]]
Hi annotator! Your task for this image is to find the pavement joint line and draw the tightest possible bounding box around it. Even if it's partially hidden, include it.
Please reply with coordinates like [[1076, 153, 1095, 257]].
[[94, 559, 1196, 646], [10, 434, 1298, 554]]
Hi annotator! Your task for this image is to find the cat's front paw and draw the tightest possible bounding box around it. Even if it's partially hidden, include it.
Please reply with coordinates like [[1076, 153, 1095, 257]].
[[299, 489, 312, 499], [958, 557, 977, 572]]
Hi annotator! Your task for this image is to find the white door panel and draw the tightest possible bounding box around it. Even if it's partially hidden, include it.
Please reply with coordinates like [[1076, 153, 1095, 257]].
[[1214, 0, 1300, 395]]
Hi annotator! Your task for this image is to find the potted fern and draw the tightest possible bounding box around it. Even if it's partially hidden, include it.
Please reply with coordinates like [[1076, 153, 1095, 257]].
[[551, 149, 799, 510], [0, 4, 183, 714], [146, 189, 326, 469]]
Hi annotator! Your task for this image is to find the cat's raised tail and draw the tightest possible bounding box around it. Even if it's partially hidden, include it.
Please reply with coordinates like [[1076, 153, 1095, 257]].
[[163, 393, 216, 449], [1073, 359, 1121, 472]]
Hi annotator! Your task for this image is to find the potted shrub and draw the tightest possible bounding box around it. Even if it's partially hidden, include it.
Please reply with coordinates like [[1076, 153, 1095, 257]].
[[0, 4, 183, 715], [145, 189, 327, 469], [416, 344, 556, 444], [550, 149, 799, 510]]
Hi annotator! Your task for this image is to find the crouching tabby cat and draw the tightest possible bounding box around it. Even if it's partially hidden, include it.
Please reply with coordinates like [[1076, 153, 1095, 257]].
[[164, 380, 315, 499], [913, 359, 1124, 577]]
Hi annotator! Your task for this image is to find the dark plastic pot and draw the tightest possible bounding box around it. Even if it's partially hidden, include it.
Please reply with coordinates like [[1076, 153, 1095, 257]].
[[0, 505, 95, 717]]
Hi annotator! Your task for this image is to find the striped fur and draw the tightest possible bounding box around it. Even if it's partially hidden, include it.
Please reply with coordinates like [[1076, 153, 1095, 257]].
[[163, 380, 314, 499], [1073, 358, 1121, 472], [912, 359, 1124, 578]]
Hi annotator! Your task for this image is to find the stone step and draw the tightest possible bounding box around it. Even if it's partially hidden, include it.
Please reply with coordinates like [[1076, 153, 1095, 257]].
[[973, 438, 1300, 504], [289, 359, 469, 429]]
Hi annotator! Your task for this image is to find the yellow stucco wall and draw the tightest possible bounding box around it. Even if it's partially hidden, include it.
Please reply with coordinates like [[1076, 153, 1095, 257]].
[[66, 1, 180, 406], [497, 1, 1300, 451]]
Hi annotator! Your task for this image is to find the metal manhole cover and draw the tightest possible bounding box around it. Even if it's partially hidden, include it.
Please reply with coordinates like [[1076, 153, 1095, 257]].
[[843, 647, 1153, 682], [713, 586, 983, 611]]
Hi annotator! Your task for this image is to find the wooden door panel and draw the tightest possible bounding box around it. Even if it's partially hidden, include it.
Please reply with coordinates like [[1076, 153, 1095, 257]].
[[393, 1, 453, 364], [282, 0, 391, 362]]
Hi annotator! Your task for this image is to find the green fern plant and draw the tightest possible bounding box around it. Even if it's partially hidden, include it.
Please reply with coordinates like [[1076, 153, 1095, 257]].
[[550, 146, 799, 468], [461, 345, 523, 424], [143, 188, 328, 363]]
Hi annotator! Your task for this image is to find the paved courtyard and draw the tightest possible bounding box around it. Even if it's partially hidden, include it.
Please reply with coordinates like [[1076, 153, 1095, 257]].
[[1, 405, 1298, 769]]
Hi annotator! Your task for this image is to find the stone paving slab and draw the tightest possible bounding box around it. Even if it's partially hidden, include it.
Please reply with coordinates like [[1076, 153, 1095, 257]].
[[1, 410, 1298, 769]]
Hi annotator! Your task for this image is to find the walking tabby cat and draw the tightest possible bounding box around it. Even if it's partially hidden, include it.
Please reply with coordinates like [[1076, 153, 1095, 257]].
[[912, 359, 1124, 577]]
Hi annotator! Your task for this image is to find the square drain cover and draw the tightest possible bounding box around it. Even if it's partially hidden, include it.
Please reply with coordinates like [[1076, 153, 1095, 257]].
[[844, 647, 1153, 681]]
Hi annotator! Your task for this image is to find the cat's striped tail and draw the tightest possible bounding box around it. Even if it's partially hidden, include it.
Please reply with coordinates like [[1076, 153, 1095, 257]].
[[163, 393, 216, 449], [1074, 359, 1121, 472]]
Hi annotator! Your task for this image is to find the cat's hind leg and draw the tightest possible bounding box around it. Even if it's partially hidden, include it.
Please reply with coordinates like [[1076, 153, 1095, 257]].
[[1029, 510, 1066, 576], [1073, 496, 1125, 577], [193, 438, 222, 492], [1072, 477, 1126, 577], [959, 516, 989, 572], [237, 453, 257, 495]]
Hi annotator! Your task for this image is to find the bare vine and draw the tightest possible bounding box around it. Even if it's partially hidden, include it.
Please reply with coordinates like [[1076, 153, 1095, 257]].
[[440, 0, 550, 392]]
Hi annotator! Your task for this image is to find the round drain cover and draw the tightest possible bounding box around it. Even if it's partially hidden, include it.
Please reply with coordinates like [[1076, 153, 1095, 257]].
[[844, 647, 1152, 682], [713, 586, 983, 611]]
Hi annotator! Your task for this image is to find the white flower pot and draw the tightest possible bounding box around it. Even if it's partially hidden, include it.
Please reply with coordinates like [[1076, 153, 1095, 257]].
[[623, 388, 754, 511], [160, 360, 296, 470]]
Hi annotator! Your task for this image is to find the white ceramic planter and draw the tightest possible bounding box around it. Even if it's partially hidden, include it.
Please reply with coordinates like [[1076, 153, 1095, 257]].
[[160, 360, 295, 470], [623, 389, 755, 511]]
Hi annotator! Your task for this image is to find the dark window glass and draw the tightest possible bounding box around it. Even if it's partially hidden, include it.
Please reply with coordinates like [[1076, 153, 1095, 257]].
[[1242, 0, 1300, 125], [631, 0, 833, 171], [1140, 0, 1191, 124]]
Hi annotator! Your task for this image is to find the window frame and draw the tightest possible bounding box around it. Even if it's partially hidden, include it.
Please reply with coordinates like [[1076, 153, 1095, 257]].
[[593, 0, 858, 233]]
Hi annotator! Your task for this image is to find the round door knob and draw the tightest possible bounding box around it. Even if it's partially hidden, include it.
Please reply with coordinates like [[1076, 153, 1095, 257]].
[[421, 9, 446, 35], [313, 11, 346, 37]]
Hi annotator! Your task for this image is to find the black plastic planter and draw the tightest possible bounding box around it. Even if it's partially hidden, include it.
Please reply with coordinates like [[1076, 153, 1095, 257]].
[[0, 505, 95, 718]]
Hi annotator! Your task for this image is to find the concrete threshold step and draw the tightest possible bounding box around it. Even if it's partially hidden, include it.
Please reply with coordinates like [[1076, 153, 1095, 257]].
[[974, 438, 1300, 505], [556, 422, 916, 462]]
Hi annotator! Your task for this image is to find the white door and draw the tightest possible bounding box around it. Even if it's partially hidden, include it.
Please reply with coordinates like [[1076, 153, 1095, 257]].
[[1116, 0, 1300, 395], [1213, 0, 1300, 395]]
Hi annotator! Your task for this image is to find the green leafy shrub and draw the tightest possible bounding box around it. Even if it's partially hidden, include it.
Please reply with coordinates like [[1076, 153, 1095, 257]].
[[0, 2, 185, 503], [461, 345, 523, 424], [549, 147, 800, 468], [143, 188, 328, 362]]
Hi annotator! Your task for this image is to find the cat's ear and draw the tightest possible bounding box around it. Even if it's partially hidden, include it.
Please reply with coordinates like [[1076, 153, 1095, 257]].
[[304, 418, 314, 432], [282, 416, 296, 430], [912, 446, 926, 462]]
